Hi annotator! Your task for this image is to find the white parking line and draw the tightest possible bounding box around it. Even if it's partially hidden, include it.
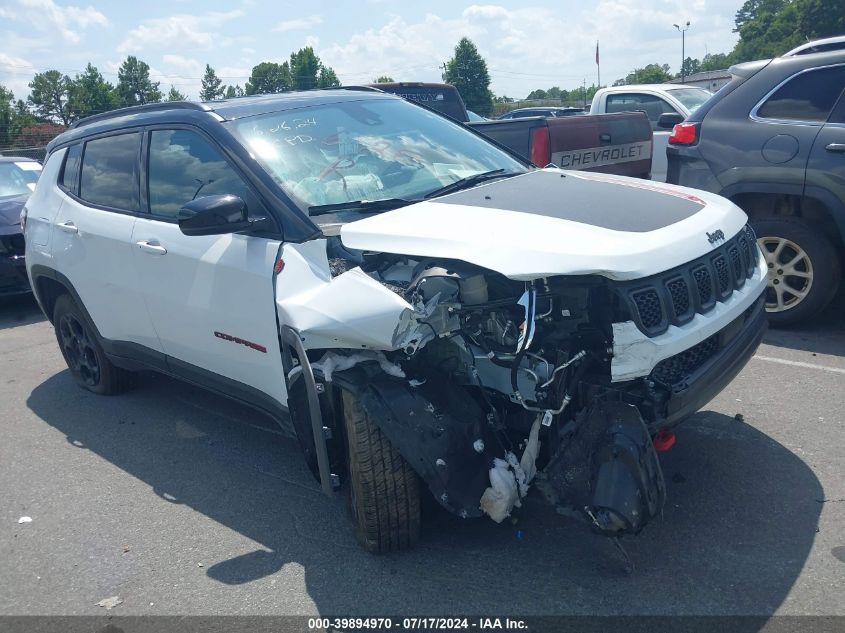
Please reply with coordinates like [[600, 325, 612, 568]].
[[753, 355, 845, 375]]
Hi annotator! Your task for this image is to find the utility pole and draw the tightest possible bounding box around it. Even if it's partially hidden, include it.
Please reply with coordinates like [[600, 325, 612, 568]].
[[582, 78, 587, 108], [674, 21, 691, 83]]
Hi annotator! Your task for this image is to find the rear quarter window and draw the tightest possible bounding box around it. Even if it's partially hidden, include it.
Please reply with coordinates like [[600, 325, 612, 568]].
[[60, 144, 82, 196], [757, 65, 845, 122], [80, 132, 141, 211]]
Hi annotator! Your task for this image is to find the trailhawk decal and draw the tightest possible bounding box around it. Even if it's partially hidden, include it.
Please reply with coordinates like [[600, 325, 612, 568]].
[[553, 141, 652, 170], [214, 331, 267, 353]]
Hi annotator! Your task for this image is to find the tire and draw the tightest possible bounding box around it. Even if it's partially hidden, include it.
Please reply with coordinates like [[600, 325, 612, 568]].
[[53, 294, 137, 395], [752, 216, 841, 327], [341, 389, 421, 553]]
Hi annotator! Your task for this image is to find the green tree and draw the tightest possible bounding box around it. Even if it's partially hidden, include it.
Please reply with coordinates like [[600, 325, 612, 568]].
[[373, 75, 394, 83], [317, 66, 340, 88], [116, 56, 162, 105], [680, 57, 702, 79], [699, 52, 733, 71], [796, 0, 845, 39], [28, 70, 73, 125], [732, 0, 801, 60], [290, 47, 321, 90], [526, 89, 547, 100], [615, 63, 673, 85], [0, 85, 14, 146], [166, 86, 187, 101], [11, 100, 38, 142], [69, 63, 117, 120], [443, 37, 493, 117], [731, 0, 845, 61], [199, 64, 224, 101], [245, 62, 292, 95]]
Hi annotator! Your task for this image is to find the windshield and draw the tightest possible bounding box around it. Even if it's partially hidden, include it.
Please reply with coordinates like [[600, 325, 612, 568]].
[[227, 98, 526, 210], [0, 161, 41, 198], [666, 87, 712, 113]]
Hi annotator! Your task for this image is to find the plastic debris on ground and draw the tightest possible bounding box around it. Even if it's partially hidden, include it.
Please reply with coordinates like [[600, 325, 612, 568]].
[[17, 516, 32, 524], [96, 596, 123, 610], [312, 350, 405, 382]]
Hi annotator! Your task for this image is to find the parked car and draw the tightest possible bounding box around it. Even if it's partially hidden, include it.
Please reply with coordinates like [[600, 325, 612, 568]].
[[373, 82, 653, 178], [469, 111, 652, 178], [591, 85, 713, 181], [666, 37, 845, 325], [497, 107, 585, 119], [25, 90, 766, 553], [1, 156, 42, 297]]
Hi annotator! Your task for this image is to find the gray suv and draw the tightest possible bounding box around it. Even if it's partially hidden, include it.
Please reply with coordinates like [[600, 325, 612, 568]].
[[667, 36, 845, 325]]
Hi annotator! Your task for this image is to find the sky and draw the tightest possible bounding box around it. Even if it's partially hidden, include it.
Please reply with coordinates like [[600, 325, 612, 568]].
[[0, 0, 743, 102]]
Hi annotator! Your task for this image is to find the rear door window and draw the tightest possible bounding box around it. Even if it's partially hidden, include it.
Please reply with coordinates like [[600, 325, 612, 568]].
[[757, 65, 845, 122], [80, 132, 141, 211]]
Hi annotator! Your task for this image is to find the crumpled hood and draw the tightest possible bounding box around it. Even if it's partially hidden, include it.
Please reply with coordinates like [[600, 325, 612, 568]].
[[0, 194, 27, 236], [340, 169, 748, 281]]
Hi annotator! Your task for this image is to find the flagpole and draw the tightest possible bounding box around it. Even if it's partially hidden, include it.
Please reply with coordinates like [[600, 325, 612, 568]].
[[596, 40, 601, 88]]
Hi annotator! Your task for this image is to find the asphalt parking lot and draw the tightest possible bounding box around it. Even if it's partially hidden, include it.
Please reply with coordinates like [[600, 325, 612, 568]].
[[0, 292, 843, 617]]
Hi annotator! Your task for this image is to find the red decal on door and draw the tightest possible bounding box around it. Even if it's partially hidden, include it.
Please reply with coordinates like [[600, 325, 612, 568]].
[[214, 331, 267, 353]]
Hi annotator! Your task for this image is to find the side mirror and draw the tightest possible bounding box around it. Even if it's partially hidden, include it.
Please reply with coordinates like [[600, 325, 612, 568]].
[[178, 194, 253, 236], [657, 112, 685, 129]]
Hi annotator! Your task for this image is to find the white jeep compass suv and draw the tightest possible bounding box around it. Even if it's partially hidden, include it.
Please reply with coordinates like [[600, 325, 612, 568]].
[[23, 89, 767, 553]]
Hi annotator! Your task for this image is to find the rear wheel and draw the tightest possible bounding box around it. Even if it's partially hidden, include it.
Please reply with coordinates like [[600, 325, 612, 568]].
[[752, 217, 841, 326], [53, 294, 136, 394], [342, 389, 421, 553]]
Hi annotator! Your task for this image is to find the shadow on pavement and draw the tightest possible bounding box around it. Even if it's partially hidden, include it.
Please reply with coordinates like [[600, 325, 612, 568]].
[[27, 371, 822, 617], [0, 294, 44, 330], [762, 288, 845, 357]]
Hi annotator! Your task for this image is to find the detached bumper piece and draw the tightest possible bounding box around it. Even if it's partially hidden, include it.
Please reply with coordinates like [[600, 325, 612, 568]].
[[541, 400, 666, 536]]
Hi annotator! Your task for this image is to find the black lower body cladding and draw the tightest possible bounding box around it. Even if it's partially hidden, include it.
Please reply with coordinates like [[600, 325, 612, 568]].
[[333, 369, 503, 519], [541, 400, 666, 536]]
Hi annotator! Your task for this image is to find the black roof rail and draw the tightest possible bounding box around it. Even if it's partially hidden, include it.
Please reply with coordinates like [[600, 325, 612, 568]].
[[333, 85, 383, 93], [69, 101, 212, 130]]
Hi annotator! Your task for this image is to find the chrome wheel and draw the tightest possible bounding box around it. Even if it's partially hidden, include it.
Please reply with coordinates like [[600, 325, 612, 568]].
[[758, 236, 814, 313], [58, 313, 100, 387]]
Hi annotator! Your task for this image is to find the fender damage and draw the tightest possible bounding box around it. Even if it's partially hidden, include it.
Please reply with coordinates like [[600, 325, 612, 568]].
[[274, 175, 767, 540]]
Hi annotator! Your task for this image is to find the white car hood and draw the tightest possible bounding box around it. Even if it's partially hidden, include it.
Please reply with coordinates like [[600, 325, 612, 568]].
[[340, 169, 747, 281]]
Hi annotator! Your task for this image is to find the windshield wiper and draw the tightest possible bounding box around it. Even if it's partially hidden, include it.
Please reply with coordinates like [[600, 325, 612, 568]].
[[423, 169, 516, 199], [308, 198, 416, 216]]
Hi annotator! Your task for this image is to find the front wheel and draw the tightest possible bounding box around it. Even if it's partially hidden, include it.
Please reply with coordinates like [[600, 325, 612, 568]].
[[752, 217, 841, 326], [53, 294, 137, 395], [342, 389, 421, 553]]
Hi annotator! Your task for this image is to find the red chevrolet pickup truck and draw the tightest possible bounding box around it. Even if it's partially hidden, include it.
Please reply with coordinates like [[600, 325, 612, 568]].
[[371, 82, 653, 178]]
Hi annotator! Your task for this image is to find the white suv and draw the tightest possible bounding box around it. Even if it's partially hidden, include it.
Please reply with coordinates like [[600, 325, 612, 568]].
[[24, 89, 767, 553]]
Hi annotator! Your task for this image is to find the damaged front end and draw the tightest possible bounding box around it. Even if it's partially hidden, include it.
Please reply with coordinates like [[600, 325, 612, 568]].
[[275, 236, 685, 541], [277, 230, 764, 537]]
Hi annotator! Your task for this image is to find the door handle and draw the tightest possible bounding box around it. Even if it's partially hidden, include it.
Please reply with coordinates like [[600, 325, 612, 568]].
[[825, 143, 845, 153], [56, 220, 78, 234], [136, 240, 167, 255]]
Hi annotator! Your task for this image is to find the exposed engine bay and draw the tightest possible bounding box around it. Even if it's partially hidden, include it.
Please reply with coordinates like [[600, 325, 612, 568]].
[[274, 201, 767, 548], [278, 237, 710, 539]]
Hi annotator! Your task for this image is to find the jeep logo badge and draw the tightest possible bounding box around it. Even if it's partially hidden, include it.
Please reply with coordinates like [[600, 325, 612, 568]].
[[707, 229, 725, 245]]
